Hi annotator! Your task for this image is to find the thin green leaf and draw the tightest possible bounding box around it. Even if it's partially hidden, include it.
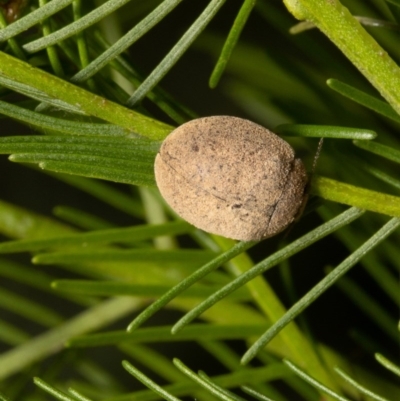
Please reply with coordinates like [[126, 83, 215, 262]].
[[353, 140, 400, 164], [207, 235, 336, 390], [37, 160, 155, 186], [0, 51, 173, 139], [52, 206, 115, 230], [172, 359, 227, 401], [294, 0, 400, 113], [209, 0, 256, 88], [46, 174, 145, 218], [92, 31, 194, 125], [241, 217, 400, 364], [171, 207, 364, 335], [72, 0, 90, 68], [0, 0, 73, 41], [0, 258, 52, 290], [39, 0, 65, 78], [291, 16, 400, 34], [52, 280, 249, 300], [0, 393, 12, 401], [173, 360, 237, 401], [362, 250, 400, 308], [10, 151, 154, 169], [198, 340, 241, 371], [355, 16, 400, 31], [198, 371, 247, 401], [67, 388, 93, 401], [0, 8, 26, 59], [385, 0, 400, 7], [126, 0, 227, 107], [0, 258, 95, 307], [23, 0, 135, 53], [0, 221, 191, 253], [318, 206, 400, 307], [139, 187, 176, 250], [122, 360, 182, 401], [240, 386, 275, 401], [111, 364, 290, 401], [379, 239, 400, 268], [363, 166, 400, 191], [0, 100, 134, 136], [72, 0, 184, 83], [34, 249, 216, 267], [0, 319, 30, 345], [327, 79, 400, 123], [173, 359, 290, 401], [3, 135, 158, 183], [68, 324, 266, 348], [34, 377, 77, 401], [0, 74, 85, 114], [334, 367, 391, 401], [283, 360, 351, 401], [0, 297, 144, 380], [127, 240, 256, 332], [0, 134, 159, 154], [11, 152, 154, 175], [256, 352, 319, 401], [331, 270, 398, 342], [311, 176, 400, 218], [120, 344, 186, 383], [289, 20, 320, 34], [375, 354, 400, 377], [0, 286, 63, 326], [275, 124, 376, 139], [72, 358, 126, 395], [0, 198, 75, 240]]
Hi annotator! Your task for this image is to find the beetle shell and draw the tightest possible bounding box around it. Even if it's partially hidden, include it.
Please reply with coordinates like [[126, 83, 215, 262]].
[[154, 116, 308, 241]]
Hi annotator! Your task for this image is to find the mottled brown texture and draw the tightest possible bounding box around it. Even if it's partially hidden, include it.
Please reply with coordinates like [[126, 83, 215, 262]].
[[155, 116, 308, 241]]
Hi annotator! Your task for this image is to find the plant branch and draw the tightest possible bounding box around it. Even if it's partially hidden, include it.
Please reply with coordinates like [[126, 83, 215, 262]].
[[0, 51, 172, 140], [284, 0, 400, 115], [311, 176, 400, 218]]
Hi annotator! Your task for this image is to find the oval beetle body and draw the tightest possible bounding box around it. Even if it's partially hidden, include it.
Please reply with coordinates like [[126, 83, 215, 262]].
[[154, 116, 308, 241]]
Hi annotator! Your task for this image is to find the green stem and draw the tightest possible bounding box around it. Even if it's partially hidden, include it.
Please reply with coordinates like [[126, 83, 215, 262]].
[[284, 0, 400, 115], [311, 176, 400, 218], [0, 9, 26, 59], [209, 0, 256, 88], [39, 0, 65, 78]]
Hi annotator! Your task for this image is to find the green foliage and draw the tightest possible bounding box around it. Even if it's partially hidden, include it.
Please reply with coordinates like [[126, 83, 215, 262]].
[[0, 1, 399, 401]]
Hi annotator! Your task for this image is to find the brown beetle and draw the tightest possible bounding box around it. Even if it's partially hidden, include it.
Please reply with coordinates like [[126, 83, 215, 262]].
[[155, 116, 308, 241]]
